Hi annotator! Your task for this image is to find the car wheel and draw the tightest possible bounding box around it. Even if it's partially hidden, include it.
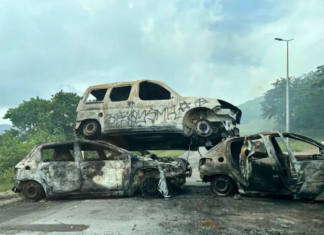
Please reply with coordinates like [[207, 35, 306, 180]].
[[195, 119, 213, 137], [22, 181, 44, 202], [82, 120, 101, 139], [141, 178, 160, 199], [210, 175, 234, 196]]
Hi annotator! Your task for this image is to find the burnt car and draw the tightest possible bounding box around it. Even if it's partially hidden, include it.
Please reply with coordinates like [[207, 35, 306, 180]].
[[199, 132, 324, 200], [12, 140, 191, 201], [75, 80, 241, 150]]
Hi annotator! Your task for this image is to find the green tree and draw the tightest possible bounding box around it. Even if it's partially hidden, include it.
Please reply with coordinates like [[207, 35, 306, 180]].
[[295, 74, 324, 129], [3, 97, 51, 132], [46, 90, 80, 139], [261, 70, 324, 131], [3, 90, 80, 139]]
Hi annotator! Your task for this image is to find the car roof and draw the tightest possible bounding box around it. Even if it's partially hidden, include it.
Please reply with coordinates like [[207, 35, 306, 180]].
[[39, 140, 127, 152], [227, 131, 324, 146]]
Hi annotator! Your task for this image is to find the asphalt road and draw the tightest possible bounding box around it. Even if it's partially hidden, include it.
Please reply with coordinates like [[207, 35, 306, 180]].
[[0, 150, 323, 235]]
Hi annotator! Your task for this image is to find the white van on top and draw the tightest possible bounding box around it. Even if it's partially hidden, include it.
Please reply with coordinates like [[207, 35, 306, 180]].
[[75, 80, 242, 151]]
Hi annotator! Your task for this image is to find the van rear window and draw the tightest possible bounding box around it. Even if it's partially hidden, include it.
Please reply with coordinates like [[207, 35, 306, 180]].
[[86, 89, 108, 103]]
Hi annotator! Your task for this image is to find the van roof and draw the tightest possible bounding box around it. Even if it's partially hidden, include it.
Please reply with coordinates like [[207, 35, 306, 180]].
[[86, 79, 166, 90]]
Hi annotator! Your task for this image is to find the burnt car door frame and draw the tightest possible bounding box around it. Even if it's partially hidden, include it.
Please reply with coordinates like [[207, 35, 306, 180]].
[[131, 81, 181, 131], [38, 142, 82, 194], [275, 132, 324, 199], [104, 84, 135, 133], [76, 141, 132, 192], [227, 136, 283, 192]]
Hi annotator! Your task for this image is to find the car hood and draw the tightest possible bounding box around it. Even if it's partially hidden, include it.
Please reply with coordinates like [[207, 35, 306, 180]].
[[179, 96, 242, 124]]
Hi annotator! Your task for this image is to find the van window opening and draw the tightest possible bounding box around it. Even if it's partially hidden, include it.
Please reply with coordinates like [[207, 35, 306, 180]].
[[139, 81, 171, 100], [110, 86, 132, 102], [86, 89, 108, 103]]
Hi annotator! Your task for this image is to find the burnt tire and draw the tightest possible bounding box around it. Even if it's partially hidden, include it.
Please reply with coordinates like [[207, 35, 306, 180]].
[[82, 120, 101, 139], [141, 178, 160, 199], [210, 175, 235, 196], [21, 181, 44, 202]]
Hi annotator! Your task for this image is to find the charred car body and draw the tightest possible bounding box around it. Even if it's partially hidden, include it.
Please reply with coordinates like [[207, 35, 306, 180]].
[[12, 140, 191, 201], [75, 80, 241, 150], [199, 132, 324, 200]]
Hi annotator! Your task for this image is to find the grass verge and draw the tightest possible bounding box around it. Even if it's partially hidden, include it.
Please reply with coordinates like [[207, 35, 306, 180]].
[[0, 169, 14, 192]]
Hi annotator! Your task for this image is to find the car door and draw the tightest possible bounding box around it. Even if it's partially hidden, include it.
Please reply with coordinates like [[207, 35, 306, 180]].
[[277, 133, 324, 199], [104, 84, 134, 133], [78, 142, 131, 192], [39, 143, 81, 193], [238, 135, 282, 191], [131, 81, 180, 130]]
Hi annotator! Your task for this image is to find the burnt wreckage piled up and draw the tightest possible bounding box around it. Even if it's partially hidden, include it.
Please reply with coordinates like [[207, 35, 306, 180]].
[[75, 79, 241, 151], [12, 79, 241, 201]]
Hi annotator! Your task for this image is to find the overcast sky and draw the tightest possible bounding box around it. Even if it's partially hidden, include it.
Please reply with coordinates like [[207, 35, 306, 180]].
[[1, 0, 324, 125]]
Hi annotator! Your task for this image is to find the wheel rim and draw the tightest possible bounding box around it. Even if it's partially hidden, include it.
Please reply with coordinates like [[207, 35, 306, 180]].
[[24, 182, 42, 200], [195, 120, 212, 137], [142, 178, 160, 198], [83, 122, 97, 136], [213, 176, 232, 195]]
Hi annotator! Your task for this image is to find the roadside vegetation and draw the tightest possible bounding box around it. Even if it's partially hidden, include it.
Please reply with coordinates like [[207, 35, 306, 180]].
[[0, 169, 14, 191]]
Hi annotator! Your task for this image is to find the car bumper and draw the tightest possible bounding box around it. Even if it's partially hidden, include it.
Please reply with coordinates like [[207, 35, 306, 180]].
[[12, 187, 21, 193]]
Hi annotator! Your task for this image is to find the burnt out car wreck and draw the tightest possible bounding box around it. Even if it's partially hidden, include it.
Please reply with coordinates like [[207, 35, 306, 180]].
[[75, 80, 241, 151], [12, 141, 191, 201], [199, 132, 324, 200]]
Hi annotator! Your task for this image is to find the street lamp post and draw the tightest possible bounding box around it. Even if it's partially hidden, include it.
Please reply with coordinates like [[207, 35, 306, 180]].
[[275, 38, 293, 145]]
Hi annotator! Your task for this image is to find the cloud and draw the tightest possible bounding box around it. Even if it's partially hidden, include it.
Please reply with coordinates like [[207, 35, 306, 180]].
[[0, 0, 323, 124]]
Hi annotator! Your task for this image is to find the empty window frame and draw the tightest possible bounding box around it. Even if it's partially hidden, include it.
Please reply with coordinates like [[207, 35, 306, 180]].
[[42, 144, 75, 162], [86, 89, 108, 103], [230, 140, 244, 168], [80, 143, 127, 161], [273, 136, 320, 156], [110, 86, 132, 102], [139, 81, 171, 100]]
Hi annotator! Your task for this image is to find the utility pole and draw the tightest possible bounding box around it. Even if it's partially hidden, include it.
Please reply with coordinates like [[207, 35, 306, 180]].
[[275, 38, 294, 145]]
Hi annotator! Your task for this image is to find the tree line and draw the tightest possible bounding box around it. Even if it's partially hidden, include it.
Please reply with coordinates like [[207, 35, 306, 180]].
[[0, 91, 80, 177], [261, 68, 324, 132]]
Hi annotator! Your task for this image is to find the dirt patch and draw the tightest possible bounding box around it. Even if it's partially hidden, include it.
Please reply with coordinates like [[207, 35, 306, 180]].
[[0, 190, 22, 207], [201, 219, 220, 228]]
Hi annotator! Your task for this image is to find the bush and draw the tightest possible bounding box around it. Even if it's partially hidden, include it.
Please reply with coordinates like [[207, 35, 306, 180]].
[[0, 168, 14, 192]]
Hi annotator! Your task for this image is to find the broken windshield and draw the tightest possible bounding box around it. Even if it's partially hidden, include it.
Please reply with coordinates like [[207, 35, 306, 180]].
[[86, 89, 108, 103]]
